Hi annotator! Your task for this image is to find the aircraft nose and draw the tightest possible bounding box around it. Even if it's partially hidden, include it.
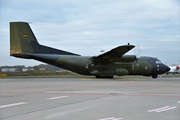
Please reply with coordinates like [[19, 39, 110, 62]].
[[166, 66, 170, 72]]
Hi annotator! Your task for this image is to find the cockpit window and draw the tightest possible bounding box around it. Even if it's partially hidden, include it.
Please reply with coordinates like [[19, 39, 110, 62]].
[[156, 60, 162, 64]]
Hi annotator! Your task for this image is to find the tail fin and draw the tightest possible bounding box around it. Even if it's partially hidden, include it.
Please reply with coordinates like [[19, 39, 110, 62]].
[[10, 22, 80, 58]]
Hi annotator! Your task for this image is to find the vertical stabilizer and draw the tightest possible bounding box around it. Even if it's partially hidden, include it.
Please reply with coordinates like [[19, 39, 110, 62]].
[[10, 22, 80, 58], [10, 22, 39, 56]]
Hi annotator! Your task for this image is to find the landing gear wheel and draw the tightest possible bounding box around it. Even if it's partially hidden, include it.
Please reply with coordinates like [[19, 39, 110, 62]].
[[96, 75, 100, 78], [152, 75, 157, 79], [107, 76, 113, 78], [95, 75, 114, 79]]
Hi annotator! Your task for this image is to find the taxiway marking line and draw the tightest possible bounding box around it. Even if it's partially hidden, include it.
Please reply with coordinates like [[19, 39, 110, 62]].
[[156, 106, 177, 112], [0, 102, 28, 109], [148, 106, 177, 113], [98, 117, 123, 120], [47, 96, 69, 100]]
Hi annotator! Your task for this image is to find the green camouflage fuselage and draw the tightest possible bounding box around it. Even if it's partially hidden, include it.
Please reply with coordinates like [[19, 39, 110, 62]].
[[29, 54, 168, 77]]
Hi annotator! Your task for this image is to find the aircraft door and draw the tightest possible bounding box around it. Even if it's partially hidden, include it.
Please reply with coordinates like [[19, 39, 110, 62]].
[[132, 65, 134, 71], [85, 63, 94, 70]]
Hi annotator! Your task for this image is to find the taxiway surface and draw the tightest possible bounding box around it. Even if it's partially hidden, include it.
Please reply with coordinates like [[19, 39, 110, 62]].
[[0, 76, 180, 120]]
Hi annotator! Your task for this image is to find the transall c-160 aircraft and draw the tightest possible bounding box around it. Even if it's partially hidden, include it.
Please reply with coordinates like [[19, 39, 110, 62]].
[[10, 22, 170, 78]]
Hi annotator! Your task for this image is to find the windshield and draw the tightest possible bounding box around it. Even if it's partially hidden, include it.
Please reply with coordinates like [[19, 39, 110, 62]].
[[156, 59, 162, 64]]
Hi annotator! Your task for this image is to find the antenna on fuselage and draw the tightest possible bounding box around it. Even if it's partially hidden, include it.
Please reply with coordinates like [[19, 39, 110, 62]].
[[100, 50, 105, 52]]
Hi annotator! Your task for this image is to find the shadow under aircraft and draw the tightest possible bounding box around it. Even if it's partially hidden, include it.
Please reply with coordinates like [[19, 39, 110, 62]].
[[10, 22, 170, 78]]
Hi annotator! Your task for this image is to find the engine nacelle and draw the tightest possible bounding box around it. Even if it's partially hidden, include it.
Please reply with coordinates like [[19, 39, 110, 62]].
[[119, 55, 136, 62]]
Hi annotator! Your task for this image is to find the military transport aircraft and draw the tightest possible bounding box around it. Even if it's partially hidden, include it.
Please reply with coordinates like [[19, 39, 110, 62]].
[[10, 22, 170, 78]]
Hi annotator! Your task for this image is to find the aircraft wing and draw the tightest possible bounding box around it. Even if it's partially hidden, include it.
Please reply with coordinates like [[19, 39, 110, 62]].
[[95, 44, 135, 58]]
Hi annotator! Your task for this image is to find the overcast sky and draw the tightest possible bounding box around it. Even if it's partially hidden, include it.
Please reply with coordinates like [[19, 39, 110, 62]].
[[0, 0, 180, 66]]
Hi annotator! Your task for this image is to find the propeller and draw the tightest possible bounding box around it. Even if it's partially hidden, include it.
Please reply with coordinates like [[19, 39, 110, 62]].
[[134, 44, 141, 59]]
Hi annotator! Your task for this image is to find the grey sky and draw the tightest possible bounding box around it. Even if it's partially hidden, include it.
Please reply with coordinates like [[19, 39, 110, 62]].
[[0, 0, 180, 66]]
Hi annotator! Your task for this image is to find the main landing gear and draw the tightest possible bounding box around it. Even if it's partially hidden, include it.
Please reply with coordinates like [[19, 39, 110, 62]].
[[95, 75, 114, 79], [152, 75, 158, 79]]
